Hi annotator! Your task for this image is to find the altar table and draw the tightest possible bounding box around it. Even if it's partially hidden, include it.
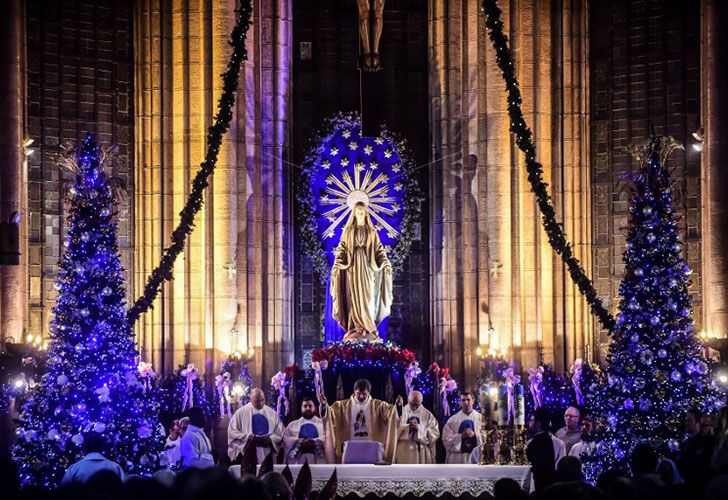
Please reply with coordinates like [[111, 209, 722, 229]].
[[229, 464, 532, 497]]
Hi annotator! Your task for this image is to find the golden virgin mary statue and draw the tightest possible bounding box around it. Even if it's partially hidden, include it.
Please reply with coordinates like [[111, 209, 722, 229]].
[[331, 202, 393, 342]]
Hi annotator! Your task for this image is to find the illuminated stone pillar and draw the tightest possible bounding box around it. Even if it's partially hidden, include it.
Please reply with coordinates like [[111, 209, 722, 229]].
[[429, 0, 592, 382], [134, 0, 293, 382], [0, 0, 26, 343], [701, 0, 728, 339]]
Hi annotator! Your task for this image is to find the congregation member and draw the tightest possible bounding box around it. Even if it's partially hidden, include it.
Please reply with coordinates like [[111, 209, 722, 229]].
[[394, 390, 439, 464], [568, 415, 596, 459], [179, 407, 214, 469], [526, 407, 566, 491], [554, 406, 582, 454], [679, 410, 719, 491], [178, 416, 190, 436], [61, 432, 124, 485], [318, 378, 401, 463], [228, 387, 284, 463], [442, 391, 483, 463], [162, 419, 182, 468], [283, 397, 326, 464]]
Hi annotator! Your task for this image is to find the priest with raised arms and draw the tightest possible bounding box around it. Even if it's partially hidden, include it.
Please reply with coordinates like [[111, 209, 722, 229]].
[[394, 390, 439, 464], [227, 387, 284, 463], [283, 397, 326, 464], [442, 391, 483, 463], [318, 378, 401, 463]]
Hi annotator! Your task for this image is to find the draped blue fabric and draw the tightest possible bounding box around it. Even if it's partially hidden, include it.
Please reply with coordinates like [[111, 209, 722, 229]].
[[458, 419, 475, 433], [298, 423, 320, 439], [252, 414, 269, 435]]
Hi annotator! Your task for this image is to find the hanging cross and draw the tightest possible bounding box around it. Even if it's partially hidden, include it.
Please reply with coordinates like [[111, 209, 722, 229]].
[[223, 261, 237, 281], [490, 260, 503, 280]]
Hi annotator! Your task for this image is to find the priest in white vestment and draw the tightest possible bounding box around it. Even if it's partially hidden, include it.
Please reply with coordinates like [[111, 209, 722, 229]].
[[394, 390, 439, 464], [319, 378, 401, 463], [283, 397, 326, 464], [442, 391, 483, 463], [228, 387, 284, 463]]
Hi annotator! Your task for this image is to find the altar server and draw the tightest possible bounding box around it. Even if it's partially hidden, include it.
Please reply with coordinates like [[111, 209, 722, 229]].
[[394, 390, 439, 464], [442, 391, 483, 463], [228, 387, 284, 463], [283, 397, 327, 464]]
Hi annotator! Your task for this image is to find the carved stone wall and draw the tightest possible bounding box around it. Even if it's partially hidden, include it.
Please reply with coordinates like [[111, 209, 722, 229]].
[[133, 0, 294, 382], [429, 0, 593, 384]]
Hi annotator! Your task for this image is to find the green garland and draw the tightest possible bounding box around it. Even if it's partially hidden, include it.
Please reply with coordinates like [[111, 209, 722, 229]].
[[128, 2, 253, 325], [482, 0, 615, 332], [297, 112, 423, 284]]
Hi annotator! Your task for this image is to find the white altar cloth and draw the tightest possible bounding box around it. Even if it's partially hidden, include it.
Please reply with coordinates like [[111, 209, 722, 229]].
[[229, 464, 531, 497]]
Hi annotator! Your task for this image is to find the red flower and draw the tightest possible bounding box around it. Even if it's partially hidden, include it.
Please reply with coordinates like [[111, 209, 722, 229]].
[[283, 363, 301, 380], [441, 368, 449, 380]]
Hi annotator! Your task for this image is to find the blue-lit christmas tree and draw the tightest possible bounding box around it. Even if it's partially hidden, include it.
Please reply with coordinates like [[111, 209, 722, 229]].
[[13, 135, 163, 487], [584, 137, 723, 479]]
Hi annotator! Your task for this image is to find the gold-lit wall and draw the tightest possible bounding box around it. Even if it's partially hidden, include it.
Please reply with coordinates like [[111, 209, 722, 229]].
[[133, 0, 294, 382], [428, 0, 593, 383]]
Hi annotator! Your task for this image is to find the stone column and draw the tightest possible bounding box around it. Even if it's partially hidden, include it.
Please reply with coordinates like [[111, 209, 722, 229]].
[[134, 0, 293, 382], [429, 0, 593, 382], [0, 0, 26, 343], [701, 0, 728, 338]]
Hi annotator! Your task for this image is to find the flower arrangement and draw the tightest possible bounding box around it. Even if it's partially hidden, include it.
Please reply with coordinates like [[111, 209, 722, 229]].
[[311, 341, 416, 370]]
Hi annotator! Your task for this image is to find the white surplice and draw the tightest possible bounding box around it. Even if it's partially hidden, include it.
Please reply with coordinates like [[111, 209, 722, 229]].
[[394, 404, 439, 464], [283, 416, 326, 464], [442, 409, 483, 464], [228, 402, 284, 463]]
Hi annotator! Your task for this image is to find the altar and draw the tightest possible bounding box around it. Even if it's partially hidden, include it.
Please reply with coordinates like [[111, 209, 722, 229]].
[[230, 464, 532, 498]]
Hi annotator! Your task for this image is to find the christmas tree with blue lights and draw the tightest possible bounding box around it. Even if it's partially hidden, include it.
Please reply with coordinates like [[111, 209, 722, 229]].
[[13, 135, 163, 487], [584, 137, 723, 479]]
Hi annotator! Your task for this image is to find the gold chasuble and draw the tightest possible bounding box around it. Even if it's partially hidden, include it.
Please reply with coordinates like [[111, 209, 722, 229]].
[[322, 395, 399, 463]]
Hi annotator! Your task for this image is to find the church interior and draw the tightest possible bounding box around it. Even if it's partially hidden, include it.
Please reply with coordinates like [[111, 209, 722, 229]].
[[1, 0, 728, 496]]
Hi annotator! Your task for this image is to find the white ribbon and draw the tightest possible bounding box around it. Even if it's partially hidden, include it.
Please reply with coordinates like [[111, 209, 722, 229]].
[[137, 361, 155, 394], [504, 368, 521, 423], [216, 371, 233, 418], [527, 366, 544, 409], [404, 362, 422, 396], [570, 358, 584, 406], [438, 377, 457, 418], [311, 359, 328, 400], [271, 371, 289, 417], [180, 364, 199, 411]]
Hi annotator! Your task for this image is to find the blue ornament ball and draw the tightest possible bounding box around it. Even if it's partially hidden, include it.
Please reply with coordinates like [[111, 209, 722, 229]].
[[650, 316, 660, 326], [670, 370, 682, 382], [647, 233, 656, 243], [658, 349, 668, 358], [623, 398, 634, 410], [642, 206, 653, 216], [630, 333, 640, 343], [634, 268, 644, 277]]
